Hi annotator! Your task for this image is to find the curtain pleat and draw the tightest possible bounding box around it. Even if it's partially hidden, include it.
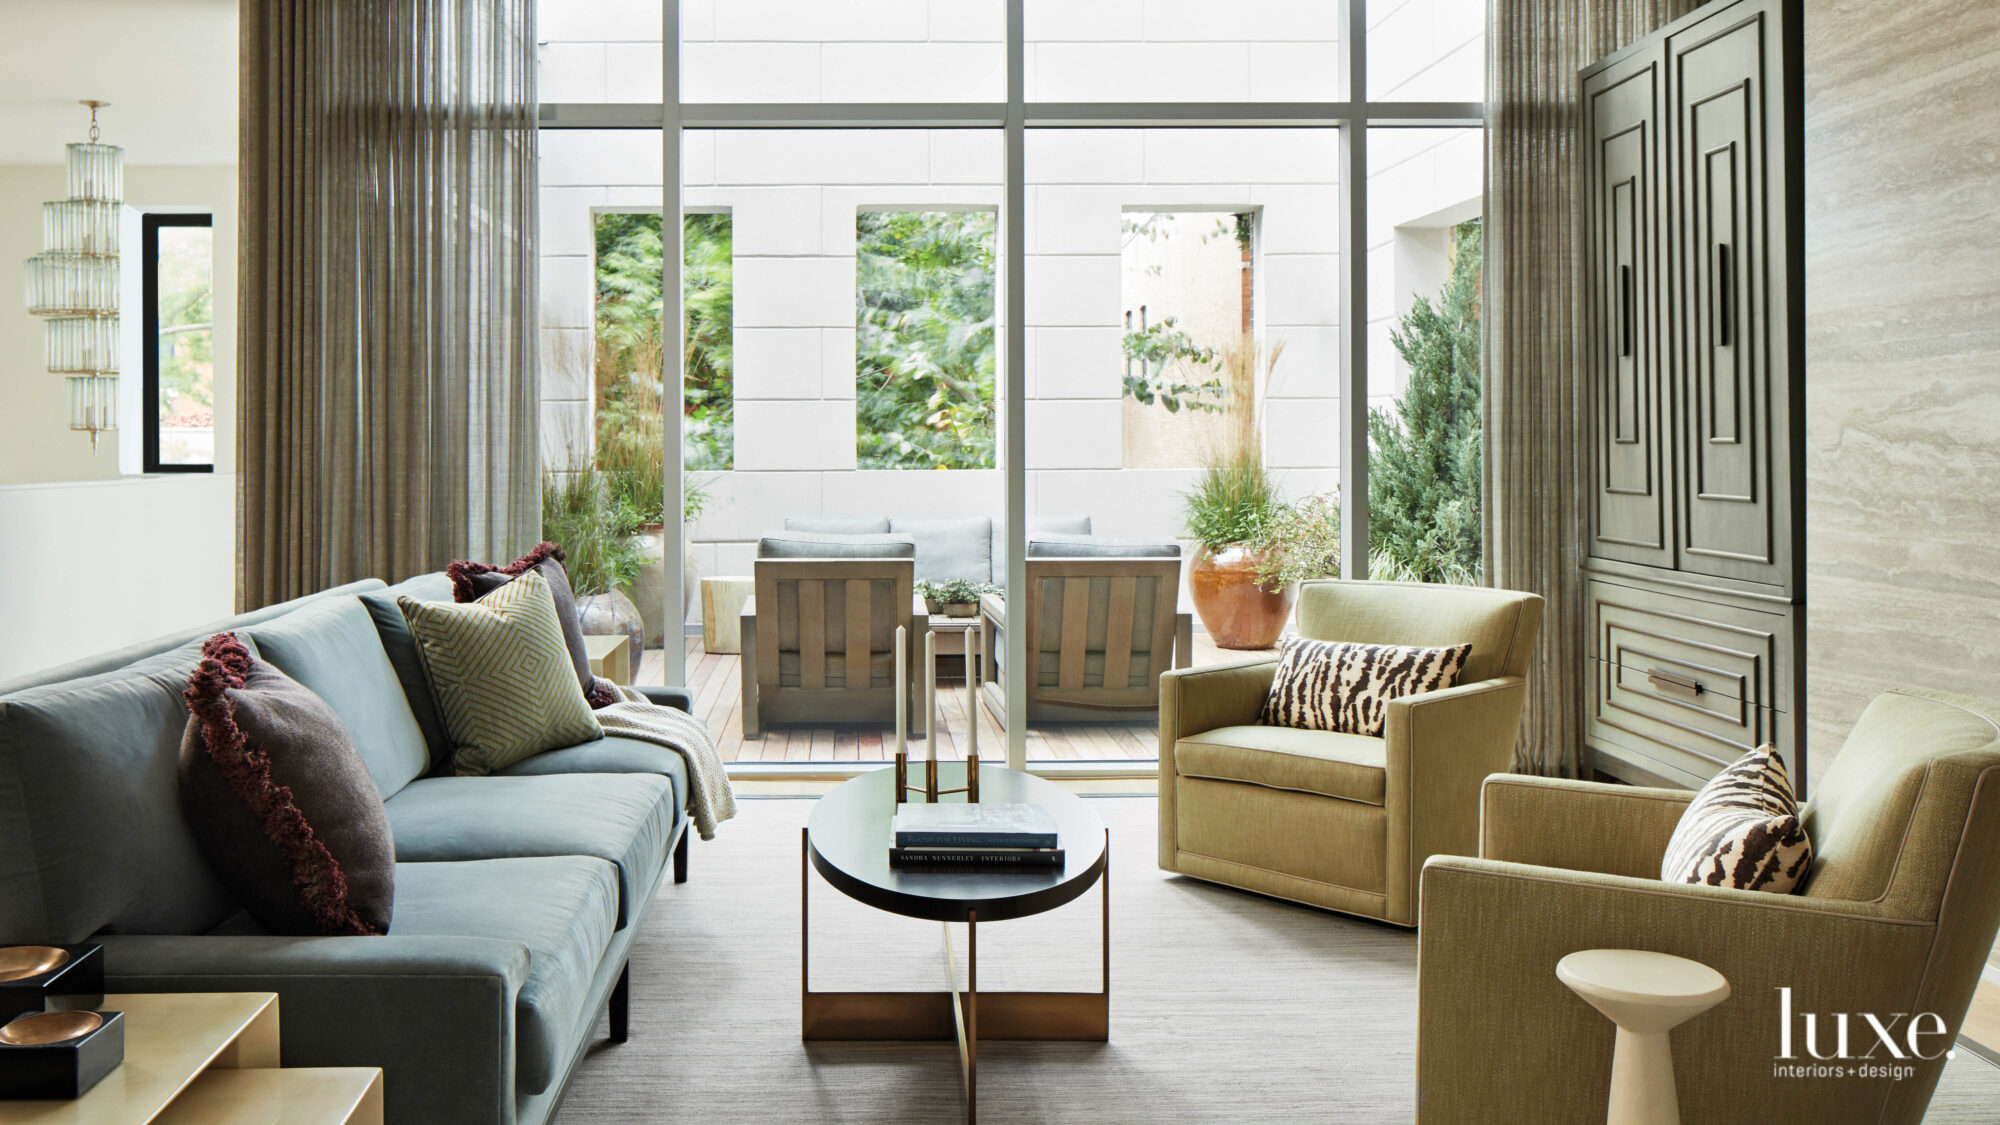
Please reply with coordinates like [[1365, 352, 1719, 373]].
[[238, 0, 540, 611], [1482, 0, 1701, 776]]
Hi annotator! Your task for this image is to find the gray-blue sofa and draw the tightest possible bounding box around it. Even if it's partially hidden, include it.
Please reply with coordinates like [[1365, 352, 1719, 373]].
[[0, 572, 695, 1125]]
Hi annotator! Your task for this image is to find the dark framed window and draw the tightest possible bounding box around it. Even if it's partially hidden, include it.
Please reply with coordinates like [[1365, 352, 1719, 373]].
[[142, 212, 215, 472]]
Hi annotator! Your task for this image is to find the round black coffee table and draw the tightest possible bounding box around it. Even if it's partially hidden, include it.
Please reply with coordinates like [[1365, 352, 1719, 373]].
[[801, 765, 1109, 1125]]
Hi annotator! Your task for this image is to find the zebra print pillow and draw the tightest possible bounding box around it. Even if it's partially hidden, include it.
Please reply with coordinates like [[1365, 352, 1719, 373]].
[[1661, 745, 1813, 894], [1257, 637, 1473, 737]]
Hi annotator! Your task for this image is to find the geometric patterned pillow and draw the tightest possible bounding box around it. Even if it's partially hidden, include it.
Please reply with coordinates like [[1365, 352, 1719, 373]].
[[1661, 744, 1813, 894], [397, 568, 603, 776], [1257, 636, 1473, 737], [448, 540, 620, 708]]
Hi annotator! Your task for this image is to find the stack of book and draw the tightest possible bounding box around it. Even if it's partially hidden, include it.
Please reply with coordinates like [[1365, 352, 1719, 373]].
[[889, 802, 1064, 869]]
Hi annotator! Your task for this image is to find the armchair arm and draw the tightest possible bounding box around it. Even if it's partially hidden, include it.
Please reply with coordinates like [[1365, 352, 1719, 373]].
[[1415, 857, 1933, 1124], [631, 684, 693, 712], [1157, 657, 1281, 751], [95, 933, 527, 1125], [1381, 675, 1525, 923], [978, 591, 1005, 629], [1480, 774, 1694, 877]]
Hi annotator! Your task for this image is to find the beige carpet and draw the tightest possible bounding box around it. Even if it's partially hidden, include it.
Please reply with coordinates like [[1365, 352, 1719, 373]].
[[561, 797, 2000, 1123]]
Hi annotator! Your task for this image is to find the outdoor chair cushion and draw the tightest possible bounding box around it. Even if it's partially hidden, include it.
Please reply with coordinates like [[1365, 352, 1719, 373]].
[[784, 516, 891, 534], [1174, 724, 1389, 806], [1029, 534, 1181, 558], [757, 532, 916, 560], [890, 516, 994, 583]]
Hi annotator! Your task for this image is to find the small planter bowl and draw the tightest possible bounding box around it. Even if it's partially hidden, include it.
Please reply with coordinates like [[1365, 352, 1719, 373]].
[[941, 602, 978, 618]]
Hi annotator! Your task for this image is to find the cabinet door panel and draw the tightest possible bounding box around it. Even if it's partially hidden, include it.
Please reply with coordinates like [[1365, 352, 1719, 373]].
[[1671, 2, 1792, 587], [1584, 54, 1672, 567]]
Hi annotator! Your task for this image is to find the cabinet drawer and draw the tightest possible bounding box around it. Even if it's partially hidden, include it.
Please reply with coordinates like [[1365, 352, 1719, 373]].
[[1584, 577, 1794, 711], [1589, 655, 1786, 774]]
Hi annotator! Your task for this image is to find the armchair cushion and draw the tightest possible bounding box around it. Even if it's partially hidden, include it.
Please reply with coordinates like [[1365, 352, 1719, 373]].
[[756, 532, 916, 560], [1176, 725, 1386, 805], [783, 516, 890, 534], [1258, 636, 1470, 737], [889, 516, 993, 583]]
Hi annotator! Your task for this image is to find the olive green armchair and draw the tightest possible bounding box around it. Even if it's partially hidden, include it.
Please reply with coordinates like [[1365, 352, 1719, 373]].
[[1156, 579, 1544, 927], [1417, 687, 2000, 1124]]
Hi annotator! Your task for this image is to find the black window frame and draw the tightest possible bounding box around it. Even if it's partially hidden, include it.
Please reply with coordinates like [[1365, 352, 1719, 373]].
[[141, 211, 216, 474]]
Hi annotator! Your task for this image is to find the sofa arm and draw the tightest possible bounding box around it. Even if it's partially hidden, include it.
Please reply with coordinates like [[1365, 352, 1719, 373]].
[[1415, 857, 1932, 1125], [1158, 658, 1280, 752], [1379, 675, 1524, 923], [1480, 774, 1694, 877], [631, 684, 693, 712], [96, 933, 527, 1125]]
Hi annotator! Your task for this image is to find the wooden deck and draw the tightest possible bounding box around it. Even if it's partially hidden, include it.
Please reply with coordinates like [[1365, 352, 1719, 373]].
[[634, 632, 1251, 764]]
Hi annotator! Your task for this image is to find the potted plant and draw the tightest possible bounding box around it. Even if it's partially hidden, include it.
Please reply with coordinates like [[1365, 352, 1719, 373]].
[[542, 460, 650, 671], [1182, 448, 1295, 649], [1251, 492, 1342, 596], [920, 579, 990, 617]]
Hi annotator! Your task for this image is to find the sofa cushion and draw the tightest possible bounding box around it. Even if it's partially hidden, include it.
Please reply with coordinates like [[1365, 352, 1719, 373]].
[[495, 735, 687, 826], [388, 856, 617, 1096], [1029, 534, 1181, 558], [179, 634, 396, 935], [890, 516, 994, 583], [398, 570, 604, 776], [784, 516, 890, 534], [382, 773, 674, 929], [245, 595, 431, 799], [757, 532, 916, 560], [1175, 724, 1388, 806], [360, 572, 456, 776], [0, 638, 241, 942]]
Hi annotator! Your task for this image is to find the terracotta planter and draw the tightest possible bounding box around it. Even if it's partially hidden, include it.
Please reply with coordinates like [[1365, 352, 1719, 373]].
[[1188, 543, 1297, 650]]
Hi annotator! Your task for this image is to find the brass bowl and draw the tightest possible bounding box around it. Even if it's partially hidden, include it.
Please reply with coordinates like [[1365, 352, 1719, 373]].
[[0, 946, 69, 984], [0, 1010, 103, 1046]]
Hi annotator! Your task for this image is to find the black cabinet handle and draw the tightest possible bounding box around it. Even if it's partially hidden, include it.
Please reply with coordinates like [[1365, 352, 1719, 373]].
[[1619, 264, 1633, 357], [1714, 243, 1732, 347], [1648, 668, 1702, 696]]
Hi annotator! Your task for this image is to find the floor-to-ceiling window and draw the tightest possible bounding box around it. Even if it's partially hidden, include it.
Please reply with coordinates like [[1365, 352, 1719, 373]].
[[534, 0, 1483, 777]]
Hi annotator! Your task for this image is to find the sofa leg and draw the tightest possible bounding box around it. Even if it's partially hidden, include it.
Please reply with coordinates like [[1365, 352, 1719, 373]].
[[673, 832, 690, 884], [609, 964, 630, 1044]]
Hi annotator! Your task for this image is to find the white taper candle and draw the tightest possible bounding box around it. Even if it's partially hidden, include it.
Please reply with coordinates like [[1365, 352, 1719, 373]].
[[894, 624, 907, 758], [925, 630, 937, 762]]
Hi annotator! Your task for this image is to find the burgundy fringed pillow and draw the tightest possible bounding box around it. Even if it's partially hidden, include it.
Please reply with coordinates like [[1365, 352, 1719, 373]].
[[179, 633, 395, 936], [449, 541, 620, 707]]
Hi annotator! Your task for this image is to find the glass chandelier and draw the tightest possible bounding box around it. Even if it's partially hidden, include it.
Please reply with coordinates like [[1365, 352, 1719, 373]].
[[22, 101, 121, 448]]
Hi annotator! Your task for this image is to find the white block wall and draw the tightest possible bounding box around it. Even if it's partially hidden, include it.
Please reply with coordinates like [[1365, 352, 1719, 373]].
[[535, 2, 1483, 624]]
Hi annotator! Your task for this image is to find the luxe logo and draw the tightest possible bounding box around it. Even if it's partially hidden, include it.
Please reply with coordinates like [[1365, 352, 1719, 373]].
[[1773, 989, 1954, 1081]]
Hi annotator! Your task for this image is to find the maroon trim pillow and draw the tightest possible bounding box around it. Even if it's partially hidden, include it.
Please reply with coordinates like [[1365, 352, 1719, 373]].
[[448, 541, 619, 708], [180, 633, 394, 936]]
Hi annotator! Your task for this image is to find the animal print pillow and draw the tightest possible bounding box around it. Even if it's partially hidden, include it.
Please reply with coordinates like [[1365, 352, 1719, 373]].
[[1257, 637, 1473, 737], [1661, 745, 1813, 894]]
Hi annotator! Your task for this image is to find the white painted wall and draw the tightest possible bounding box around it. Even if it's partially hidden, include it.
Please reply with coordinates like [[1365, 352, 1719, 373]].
[[0, 474, 236, 681]]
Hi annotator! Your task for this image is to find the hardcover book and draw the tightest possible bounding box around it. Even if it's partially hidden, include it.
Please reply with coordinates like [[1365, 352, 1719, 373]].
[[891, 802, 1059, 849], [890, 846, 1067, 869]]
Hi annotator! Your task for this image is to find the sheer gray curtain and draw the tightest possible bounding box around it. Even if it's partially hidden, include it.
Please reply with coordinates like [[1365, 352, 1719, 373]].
[[1482, 0, 1699, 776], [238, 0, 540, 610]]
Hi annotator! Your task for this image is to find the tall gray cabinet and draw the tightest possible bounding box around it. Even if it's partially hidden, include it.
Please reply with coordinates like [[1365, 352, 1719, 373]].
[[1578, 0, 1806, 793]]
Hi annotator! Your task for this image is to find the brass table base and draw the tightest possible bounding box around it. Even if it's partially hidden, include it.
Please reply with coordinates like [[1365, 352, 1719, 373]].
[[801, 829, 1110, 1125]]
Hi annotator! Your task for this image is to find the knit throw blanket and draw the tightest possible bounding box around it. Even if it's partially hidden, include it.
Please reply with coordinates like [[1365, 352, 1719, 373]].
[[599, 685, 738, 840]]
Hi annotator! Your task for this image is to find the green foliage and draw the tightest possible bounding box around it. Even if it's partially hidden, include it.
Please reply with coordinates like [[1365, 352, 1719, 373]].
[[1182, 448, 1282, 550], [1368, 220, 1484, 585], [542, 460, 649, 597], [918, 578, 997, 605], [856, 211, 997, 469], [157, 228, 214, 418], [593, 212, 734, 526], [1121, 316, 1226, 413], [1252, 493, 1342, 588]]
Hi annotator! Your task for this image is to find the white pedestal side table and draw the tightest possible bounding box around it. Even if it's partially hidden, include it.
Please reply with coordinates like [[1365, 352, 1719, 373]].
[[1556, 949, 1730, 1125]]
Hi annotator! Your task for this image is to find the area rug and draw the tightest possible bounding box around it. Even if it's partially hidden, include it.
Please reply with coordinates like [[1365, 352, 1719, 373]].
[[561, 797, 2000, 1123]]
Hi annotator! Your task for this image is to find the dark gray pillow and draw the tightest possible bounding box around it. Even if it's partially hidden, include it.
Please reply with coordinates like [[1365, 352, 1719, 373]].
[[890, 516, 994, 583], [1029, 535, 1182, 558], [180, 634, 395, 936], [757, 532, 916, 560], [784, 516, 891, 534], [360, 573, 455, 776]]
